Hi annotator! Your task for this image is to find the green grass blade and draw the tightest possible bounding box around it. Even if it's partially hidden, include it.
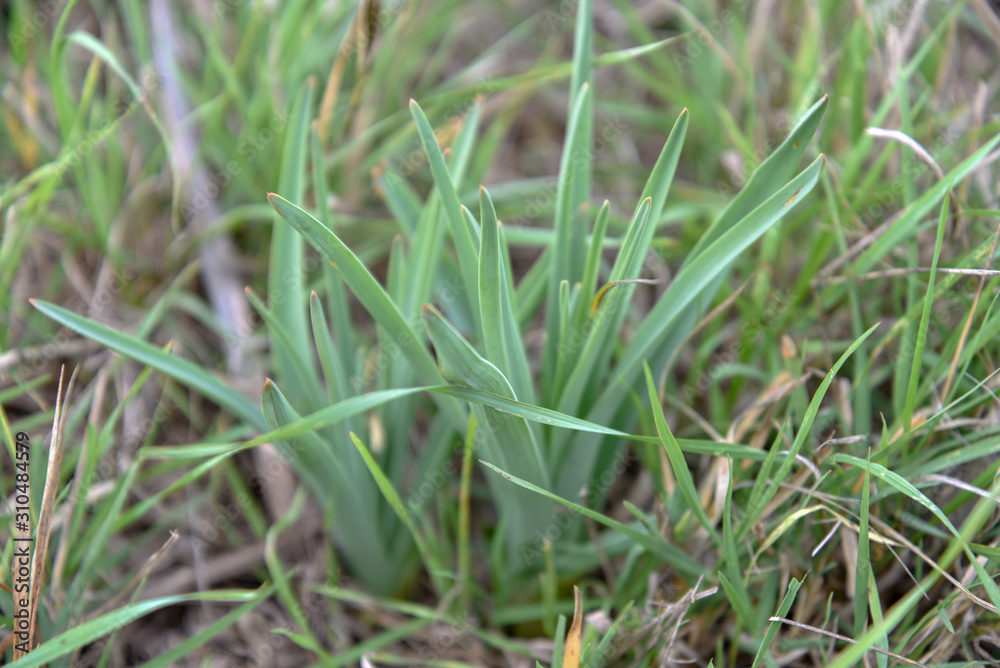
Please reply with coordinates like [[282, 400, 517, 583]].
[[378, 168, 423, 236], [428, 385, 627, 438], [400, 190, 446, 322], [826, 453, 962, 538], [480, 461, 704, 581], [568, 0, 593, 211], [722, 458, 756, 635], [136, 586, 274, 668], [555, 198, 651, 420], [570, 200, 610, 337], [737, 323, 878, 540], [689, 95, 828, 261], [267, 193, 465, 429], [851, 132, 1000, 275], [309, 292, 352, 412], [497, 218, 536, 405], [267, 79, 315, 410], [566, 0, 593, 287], [718, 572, 756, 638], [447, 101, 482, 190], [751, 577, 803, 668], [639, 108, 689, 227], [542, 82, 592, 402], [899, 191, 949, 454], [643, 362, 720, 545], [409, 99, 481, 323], [261, 379, 399, 593], [30, 299, 263, 429], [424, 303, 551, 555], [244, 286, 325, 410], [6, 588, 268, 668], [616, 154, 827, 385], [349, 431, 446, 596], [854, 445, 873, 642], [423, 304, 548, 487], [478, 187, 533, 403], [557, 155, 827, 499], [735, 425, 786, 539], [311, 121, 356, 376]]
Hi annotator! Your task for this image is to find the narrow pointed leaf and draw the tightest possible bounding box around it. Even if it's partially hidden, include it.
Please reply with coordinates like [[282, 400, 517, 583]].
[[480, 461, 704, 580], [31, 299, 263, 429], [267, 193, 465, 429], [644, 362, 721, 546]]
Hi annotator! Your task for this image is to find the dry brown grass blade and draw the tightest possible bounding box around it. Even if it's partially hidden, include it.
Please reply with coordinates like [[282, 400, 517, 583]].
[[840, 527, 860, 600], [317, 1, 373, 143], [768, 616, 927, 667], [0, 338, 101, 375], [24, 365, 77, 655], [942, 219, 1000, 400], [563, 586, 583, 668], [139, 519, 313, 601], [815, 203, 906, 280], [866, 128, 945, 180], [662, 393, 724, 443], [814, 266, 1000, 286], [51, 365, 110, 594], [88, 531, 180, 620], [659, 576, 705, 666], [834, 504, 1000, 614], [726, 370, 804, 444]]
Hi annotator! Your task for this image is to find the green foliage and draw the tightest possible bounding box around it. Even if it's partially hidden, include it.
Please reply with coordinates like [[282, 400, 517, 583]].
[[8, 0, 1000, 665]]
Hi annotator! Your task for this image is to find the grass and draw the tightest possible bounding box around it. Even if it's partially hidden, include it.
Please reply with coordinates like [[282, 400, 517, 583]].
[[2, 0, 1000, 665]]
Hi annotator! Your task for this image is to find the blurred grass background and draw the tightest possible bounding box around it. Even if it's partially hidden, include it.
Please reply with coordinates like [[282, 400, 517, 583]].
[[2, 0, 1000, 666]]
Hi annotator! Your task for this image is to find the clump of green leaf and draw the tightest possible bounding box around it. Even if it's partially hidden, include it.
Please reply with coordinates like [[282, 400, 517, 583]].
[[262, 69, 828, 603]]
